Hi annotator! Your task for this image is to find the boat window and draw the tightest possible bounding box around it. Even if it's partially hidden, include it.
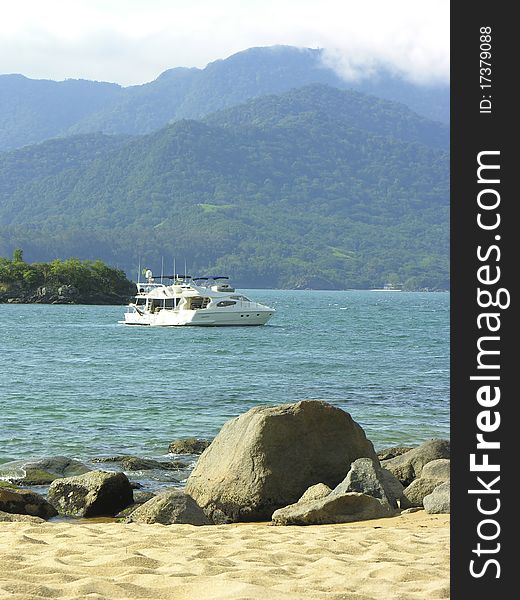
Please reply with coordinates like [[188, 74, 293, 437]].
[[164, 298, 179, 309], [216, 300, 236, 307], [136, 298, 146, 306], [230, 295, 251, 301], [190, 296, 211, 309]]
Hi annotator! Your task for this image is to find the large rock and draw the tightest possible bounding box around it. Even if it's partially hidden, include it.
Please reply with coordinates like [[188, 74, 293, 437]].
[[0, 487, 57, 519], [47, 470, 133, 517], [421, 458, 450, 480], [168, 438, 212, 455], [127, 491, 212, 525], [3, 456, 91, 485], [381, 439, 450, 486], [332, 458, 403, 509], [272, 491, 392, 525], [185, 400, 378, 523], [424, 481, 450, 514], [401, 459, 450, 508]]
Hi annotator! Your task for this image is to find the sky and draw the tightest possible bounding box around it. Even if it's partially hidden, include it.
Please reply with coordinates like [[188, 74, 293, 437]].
[[0, 0, 449, 87]]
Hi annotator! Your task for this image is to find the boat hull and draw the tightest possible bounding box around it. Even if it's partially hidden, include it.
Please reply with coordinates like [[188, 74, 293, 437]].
[[122, 308, 273, 327]]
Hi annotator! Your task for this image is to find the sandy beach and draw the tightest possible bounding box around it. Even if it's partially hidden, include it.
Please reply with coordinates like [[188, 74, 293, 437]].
[[0, 511, 449, 600]]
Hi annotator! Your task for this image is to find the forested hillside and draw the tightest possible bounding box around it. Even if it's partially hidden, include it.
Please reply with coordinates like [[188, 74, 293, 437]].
[[0, 85, 448, 290], [0, 46, 449, 151]]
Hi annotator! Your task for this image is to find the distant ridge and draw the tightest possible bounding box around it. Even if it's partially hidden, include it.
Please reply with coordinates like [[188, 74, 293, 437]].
[[0, 45, 449, 151]]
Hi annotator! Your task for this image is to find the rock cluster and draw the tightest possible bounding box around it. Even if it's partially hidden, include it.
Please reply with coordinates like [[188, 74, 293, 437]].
[[2, 401, 450, 525], [185, 400, 378, 523]]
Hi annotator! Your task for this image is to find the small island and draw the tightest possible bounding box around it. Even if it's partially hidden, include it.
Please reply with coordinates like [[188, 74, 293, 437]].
[[0, 249, 136, 305]]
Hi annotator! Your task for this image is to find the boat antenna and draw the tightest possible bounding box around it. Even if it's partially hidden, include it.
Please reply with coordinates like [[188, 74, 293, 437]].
[[184, 259, 187, 281], [137, 257, 141, 287], [173, 257, 176, 282], [161, 256, 164, 284]]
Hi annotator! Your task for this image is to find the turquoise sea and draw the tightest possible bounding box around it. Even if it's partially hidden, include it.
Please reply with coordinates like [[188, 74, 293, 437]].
[[0, 290, 449, 475]]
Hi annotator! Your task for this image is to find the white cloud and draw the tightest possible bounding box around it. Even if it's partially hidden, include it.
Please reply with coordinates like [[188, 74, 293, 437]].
[[0, 0, 449, 86]]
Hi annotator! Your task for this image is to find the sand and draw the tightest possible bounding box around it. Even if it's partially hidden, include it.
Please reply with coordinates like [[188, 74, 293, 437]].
[[0, 511, 449, 600]]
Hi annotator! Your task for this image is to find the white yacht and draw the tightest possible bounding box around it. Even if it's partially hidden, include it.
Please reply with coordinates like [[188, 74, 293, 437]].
[[121, 273, 275, 326]]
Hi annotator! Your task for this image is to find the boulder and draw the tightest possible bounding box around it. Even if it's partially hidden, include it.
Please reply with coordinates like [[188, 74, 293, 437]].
[[401, 459, 451, 508], [168, 438, 212, 455], [332, 458, 403, 509], [186, 400, 378, 523], [4, 456, 90, 485], [298, 483, 332, 503], [115, 491, 157, 518], [0, 510, 45, 523], [272, 492, 392, 526], [47, 470, 133, 517], [421, 458, 450, 480], [0, 487, 57, 519], [381, 439, 450, 486], [377, 446, 415, 461], [423, 481, 450, 514], [126, 491, 212, 525]]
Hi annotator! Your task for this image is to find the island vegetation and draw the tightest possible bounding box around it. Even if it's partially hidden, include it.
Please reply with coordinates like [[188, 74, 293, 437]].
[[0, 85, 449, 291], [0, 250, 136, 304]]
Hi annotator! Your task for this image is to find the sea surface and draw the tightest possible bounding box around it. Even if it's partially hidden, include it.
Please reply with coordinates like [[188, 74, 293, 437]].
[[0, 290, 449, 487]]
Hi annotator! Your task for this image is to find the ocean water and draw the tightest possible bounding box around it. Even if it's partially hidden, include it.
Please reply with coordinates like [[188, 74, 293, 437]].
[[0, 290, 449, 469]]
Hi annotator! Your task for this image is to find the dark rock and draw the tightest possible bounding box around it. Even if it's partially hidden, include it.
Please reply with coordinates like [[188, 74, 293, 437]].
[[272, 492, 393, 525], [186, 400, 378, 523], [424, 481, 450, 514], [377, 446, 415, 461], [91, 455, 187, 471], [0, 487, 57, 519], [126, 491, 212, 525], [47, 470, 133, 517], [381, 439, 450, 486], [168, 438, 212, 455]]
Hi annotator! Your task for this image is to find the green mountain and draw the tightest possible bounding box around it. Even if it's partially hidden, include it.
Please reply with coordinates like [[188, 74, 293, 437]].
[[0, 46, 448, 151], [0, 85, 449, 290]]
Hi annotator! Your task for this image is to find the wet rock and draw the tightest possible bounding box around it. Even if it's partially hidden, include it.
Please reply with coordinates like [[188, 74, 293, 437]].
[[168, 438, 212, 455], [91, 455, 187, 470], [186, 400, 378, 523], [126, 491, 212, 525], [47, 470, 133, 517], [272, 492, 393, 525], [381, 439, 450, 486], [3, 456, 91, 485], [0, 487, 57, 519]]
